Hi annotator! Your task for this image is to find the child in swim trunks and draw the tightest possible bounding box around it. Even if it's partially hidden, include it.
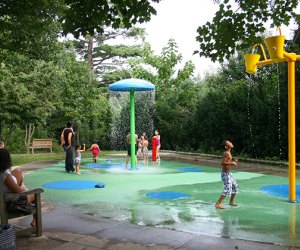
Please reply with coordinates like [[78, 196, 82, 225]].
[[137, 137, 143, 160], [215, 140, 238, 209], [74, 143, 85, 174], [87, 141, 100, 163]]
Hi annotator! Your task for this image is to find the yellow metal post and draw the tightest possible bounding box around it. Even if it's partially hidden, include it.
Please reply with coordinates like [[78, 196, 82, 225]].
[[245, 30, 299, 202], [288, 59, 297, 202]]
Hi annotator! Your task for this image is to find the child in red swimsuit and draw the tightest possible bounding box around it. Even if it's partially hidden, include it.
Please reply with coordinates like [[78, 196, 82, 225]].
[[87, 141, 100, 163]]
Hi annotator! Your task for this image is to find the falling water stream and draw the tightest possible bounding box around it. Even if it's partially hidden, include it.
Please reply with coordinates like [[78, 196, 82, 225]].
[[276, 63, 283, 159], [246, 65, 283, 161], [109, 91, 155, 150], [246, 74, 258, 160]]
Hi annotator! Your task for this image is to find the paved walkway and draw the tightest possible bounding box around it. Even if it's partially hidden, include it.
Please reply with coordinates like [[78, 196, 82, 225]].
[[9, 153, 300, 250], [14, 205, 297, 250]]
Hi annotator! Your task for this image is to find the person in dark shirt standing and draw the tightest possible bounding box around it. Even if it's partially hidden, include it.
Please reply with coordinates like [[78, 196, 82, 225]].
[[61, 121, 75, 172]]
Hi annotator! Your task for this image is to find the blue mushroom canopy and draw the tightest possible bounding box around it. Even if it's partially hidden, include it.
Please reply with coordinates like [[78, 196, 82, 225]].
[[109, 78, 155, 92]]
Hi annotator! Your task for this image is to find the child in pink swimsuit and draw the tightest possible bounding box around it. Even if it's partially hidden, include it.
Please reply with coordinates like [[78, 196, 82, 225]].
[[87, 141, 100, 163]]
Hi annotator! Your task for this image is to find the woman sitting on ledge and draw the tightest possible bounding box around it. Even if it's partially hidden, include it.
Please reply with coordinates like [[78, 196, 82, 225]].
[[0, 148, 36, 227]]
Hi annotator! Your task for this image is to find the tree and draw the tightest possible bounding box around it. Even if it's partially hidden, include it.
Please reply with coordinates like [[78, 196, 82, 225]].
[[195, 0, 299, 62], [129, 39, 196, 150], [130, 39, 195, 95], [47, 43, 112, 148], [0, 51, 62, 152], [74, 26, 145, 85], [0, 1, 64, 151], [0, 0, 63, 60], [61, 0, 161, 38], [191, 51, 287, 158]]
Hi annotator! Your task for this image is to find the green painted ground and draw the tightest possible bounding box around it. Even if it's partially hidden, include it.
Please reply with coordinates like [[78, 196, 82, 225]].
[[24, 158, 300, 247]]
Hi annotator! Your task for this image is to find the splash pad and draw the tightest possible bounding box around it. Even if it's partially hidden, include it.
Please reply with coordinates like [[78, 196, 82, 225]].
[[25, 158, 300, 247]]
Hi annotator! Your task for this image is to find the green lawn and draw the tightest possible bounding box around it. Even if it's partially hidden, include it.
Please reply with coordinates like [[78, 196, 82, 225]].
[[11, 151, 125, 166]]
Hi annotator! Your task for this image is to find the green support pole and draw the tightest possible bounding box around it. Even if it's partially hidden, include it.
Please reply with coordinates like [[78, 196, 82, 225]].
[[130, 88, 136, 169]]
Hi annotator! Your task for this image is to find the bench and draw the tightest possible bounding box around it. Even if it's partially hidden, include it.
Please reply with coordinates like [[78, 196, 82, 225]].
[[29, 139, 53, 154], [0, 177, 44, 237]]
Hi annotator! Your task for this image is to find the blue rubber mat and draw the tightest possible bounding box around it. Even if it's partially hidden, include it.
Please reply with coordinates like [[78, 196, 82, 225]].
[[86, 163, 125, 169], [146, 191, 189, 199], [42, 180, 100, 190], [177, 167, 203, 172], [260, 184, 300, 198]]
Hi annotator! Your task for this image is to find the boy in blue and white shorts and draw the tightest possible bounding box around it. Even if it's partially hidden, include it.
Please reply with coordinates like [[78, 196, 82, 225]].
[[215, 140, 238, 209]]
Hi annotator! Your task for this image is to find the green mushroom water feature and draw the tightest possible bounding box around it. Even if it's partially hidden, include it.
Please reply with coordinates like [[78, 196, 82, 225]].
[[109, 78, 155, 169]]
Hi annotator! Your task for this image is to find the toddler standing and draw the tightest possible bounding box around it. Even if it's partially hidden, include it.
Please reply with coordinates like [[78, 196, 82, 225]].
[[74, 144, 85, 174]]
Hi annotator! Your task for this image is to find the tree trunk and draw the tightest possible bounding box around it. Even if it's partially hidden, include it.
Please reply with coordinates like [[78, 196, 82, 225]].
[[87, 35, 94, 84], [25, 123, 35, 154]]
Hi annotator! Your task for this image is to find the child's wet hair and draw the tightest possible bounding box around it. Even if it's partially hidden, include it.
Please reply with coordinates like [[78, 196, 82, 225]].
[[75, 144, 81, 150], [66, 121, 73, 128]]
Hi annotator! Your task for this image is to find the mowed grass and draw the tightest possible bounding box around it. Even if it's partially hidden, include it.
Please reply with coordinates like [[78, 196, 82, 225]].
[[11, 150, 125, 166]]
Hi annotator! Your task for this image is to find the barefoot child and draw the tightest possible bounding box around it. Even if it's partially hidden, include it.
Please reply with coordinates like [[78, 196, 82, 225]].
[[137, 137, 143, 160], [74, 144, 85, 174], [142, 135, 149, 162], [215, 140, 238, 209], [153, 130, 161, 161], [87, 141, 100, 163]]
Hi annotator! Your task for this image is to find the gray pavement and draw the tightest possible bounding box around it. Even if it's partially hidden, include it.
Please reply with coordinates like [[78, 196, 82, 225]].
[[9, 153, 300, 250], [13, 204, 298, 250]]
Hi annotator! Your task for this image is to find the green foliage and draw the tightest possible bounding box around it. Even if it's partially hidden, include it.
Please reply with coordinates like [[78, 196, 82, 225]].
[[155, 80, 201, 150], [0, 0, 63, 60], [45, 44, 111, 148], [191, 52, 289, 159], [1, 0, 299, 162], [129, 39, 197, 150], [195, 0, 299, 62], [0, 51, 61, 130], [130, 39, 195, 95], [73, 26, 146, 85], [100, 69, 132, 87], [61, 0, 160, 37], [2, 127, 26, 153]]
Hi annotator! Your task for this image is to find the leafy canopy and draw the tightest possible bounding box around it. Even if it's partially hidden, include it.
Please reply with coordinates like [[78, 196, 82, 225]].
[[130, 39, 195, 94], [0, 0, 63, 60], [62, 0, 160, 37], [195, 0, 299, 62]]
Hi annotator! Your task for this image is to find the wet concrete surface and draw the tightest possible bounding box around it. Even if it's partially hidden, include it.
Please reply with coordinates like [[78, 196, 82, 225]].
[[14, 205, 299, 250]]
